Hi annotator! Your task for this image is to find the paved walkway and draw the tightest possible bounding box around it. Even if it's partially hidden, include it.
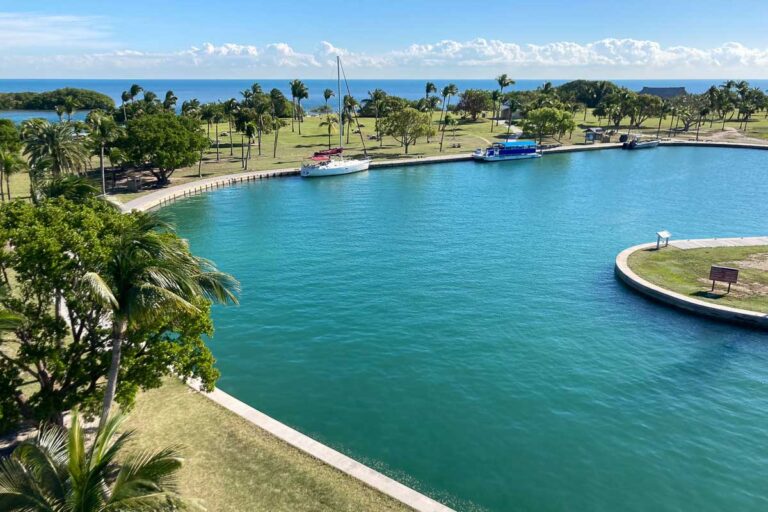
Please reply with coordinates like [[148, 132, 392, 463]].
[[670, 236, 768, 250]]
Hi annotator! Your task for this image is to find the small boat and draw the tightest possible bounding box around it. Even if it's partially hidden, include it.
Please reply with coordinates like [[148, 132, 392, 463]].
[[621, 137, 659, 150], [472, 140, 541, 162], [301, 57, 369, 178]]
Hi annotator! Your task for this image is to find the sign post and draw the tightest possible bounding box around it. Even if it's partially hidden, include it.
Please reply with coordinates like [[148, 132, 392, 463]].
[[709, 266, 739, 293]]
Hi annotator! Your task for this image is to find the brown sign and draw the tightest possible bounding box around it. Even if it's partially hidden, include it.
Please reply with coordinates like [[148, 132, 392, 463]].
[[709, 266, 739, 284]]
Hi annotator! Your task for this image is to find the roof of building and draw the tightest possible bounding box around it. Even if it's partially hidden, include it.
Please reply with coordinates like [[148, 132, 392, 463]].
[[639, 87, 687, 99]]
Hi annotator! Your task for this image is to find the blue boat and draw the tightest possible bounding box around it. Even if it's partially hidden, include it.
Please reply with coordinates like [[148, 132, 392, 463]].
[[472, 140, 541, 162]]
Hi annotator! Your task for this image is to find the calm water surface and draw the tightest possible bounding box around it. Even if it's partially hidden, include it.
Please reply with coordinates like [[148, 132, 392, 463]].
[[162, 147, 768, 512]]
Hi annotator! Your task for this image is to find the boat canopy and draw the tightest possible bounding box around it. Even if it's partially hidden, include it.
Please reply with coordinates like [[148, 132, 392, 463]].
[[492, 140, 537, 148]]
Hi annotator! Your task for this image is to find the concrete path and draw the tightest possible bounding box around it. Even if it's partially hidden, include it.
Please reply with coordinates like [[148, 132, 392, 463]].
[[670, 236, 768, 250]]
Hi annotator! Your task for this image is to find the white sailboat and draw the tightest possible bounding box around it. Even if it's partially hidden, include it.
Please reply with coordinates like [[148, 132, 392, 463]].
[[301, 56, 370, 178]]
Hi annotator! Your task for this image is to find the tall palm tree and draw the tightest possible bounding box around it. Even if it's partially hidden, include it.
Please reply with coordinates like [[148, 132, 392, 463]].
[[0, 410, 189, 511], [342, 95, 359, 145], [438, 84, 458, 152], [323, 88, 335, 112], [86, 111, 121, 195], [320, 114, 339, 149], [490, 89, 501, 132], [54, 105, 65, 123], [495, 74, 515, 126], [120, 91, 131, 121], [243, 122, 256, 169], [21, 119, 88, 178], [272, 117, 288, 158], [163, 90, 178, 111], [363, 89, 387, 146], [425, 81, 437, 101], [289, 80, 309, 134], [223, 98, 238, 156], [211, 105, 224, 161], [83, 212, 239, 423]]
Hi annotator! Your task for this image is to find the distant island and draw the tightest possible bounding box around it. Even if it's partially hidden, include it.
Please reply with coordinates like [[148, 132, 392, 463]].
[[0, 87, 114, 110]]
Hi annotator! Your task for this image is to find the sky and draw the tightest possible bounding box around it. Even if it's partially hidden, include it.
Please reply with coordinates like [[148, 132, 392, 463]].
[[2, 0, 768, 79]]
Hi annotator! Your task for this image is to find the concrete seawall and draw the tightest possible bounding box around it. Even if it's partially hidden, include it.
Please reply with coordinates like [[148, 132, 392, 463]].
[[615, 238, 768, 329]]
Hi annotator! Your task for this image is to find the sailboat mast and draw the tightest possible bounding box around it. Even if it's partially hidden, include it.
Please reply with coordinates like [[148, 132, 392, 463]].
[[337, 55, 343, 149]]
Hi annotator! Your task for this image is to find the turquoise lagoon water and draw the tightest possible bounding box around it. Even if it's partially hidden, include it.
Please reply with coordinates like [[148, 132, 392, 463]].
[[162, 147, 768, 512]]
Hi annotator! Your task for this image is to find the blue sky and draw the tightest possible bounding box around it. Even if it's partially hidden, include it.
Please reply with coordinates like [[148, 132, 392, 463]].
[[2, 0, 768, 78]]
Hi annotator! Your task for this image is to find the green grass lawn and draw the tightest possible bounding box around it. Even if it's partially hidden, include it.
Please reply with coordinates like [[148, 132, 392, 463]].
[[122, 379, 410, 512], [628, 245, 768, 313]]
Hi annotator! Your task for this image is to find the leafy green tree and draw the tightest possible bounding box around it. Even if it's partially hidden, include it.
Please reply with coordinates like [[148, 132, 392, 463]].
[[456, 89, 492, 121], [381, 107, 434, 154], [120, 113, 208, 186], [522, 107, 576, 143], [0, 199, 233, 429], [21, 119, 88, 179], [0, 410, 189, 511], [0, 119, 20, 153]]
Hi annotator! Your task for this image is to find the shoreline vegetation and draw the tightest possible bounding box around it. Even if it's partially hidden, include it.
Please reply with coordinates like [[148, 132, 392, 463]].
[[2, 78, 768, 203], [2, 76, 768, 511]]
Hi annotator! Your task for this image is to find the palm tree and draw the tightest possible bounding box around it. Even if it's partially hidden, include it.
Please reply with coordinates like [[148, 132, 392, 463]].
[[425, 81, 437, 101], [21, 119, 88, 178], [289, 80, 309, 134], [272, 117, 288, 158], [0, 409, 189, 511], [0, 150, 25, 200], [54, 105, 65, 123], [656, 101, 671, 138], [62, 96, 77, 122], [243, 122, 256, 169], [363, 89, 387, 146], [320, 114, 339, 149], [495, 74, 515, 126], [342, 95, 359, 145], [212, 104, 224, 161], [163, 90, 178, 111], [490, 90, 501, 132], [323, 88, 335, 112], [438, 84, 458, 152], [224, 98, 238, 156], [82, 212, 239, 423], [120, 91, 131, 121], [128, 83, 143, 102], [87, 111, 121, 195]]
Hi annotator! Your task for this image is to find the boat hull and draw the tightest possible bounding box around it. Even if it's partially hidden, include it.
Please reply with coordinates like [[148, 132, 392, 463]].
[[622, 140, 659, 150], [472, 153, 542, 162], [300, 159, 370, 177]]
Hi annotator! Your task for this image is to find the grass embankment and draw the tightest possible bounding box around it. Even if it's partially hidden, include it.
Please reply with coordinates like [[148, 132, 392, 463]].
[[628, 245, 768, 313], [122, 379, 410, 512]]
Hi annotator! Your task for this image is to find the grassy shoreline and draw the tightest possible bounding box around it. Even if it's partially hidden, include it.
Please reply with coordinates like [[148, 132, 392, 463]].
[[123, 379, 411, 512], [627, 245, 768, 313]]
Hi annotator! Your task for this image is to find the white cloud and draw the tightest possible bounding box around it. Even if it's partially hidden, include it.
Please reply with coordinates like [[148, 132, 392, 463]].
[[3, 37, 768, 78], [0, 12, 112, 50]]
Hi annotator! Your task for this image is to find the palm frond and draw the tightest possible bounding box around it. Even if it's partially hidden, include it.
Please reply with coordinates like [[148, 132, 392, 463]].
[[81, 272, 118, 309], [109, 447, 184, 502]]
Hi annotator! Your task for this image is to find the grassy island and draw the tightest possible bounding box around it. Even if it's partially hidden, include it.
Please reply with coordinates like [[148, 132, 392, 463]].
[[628, 245, 768, 313]]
